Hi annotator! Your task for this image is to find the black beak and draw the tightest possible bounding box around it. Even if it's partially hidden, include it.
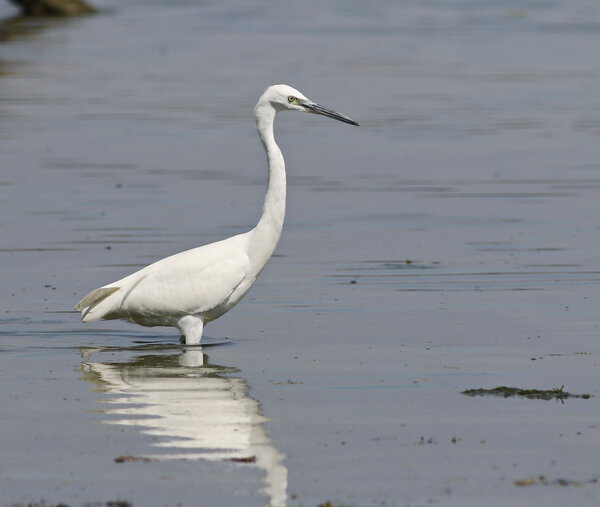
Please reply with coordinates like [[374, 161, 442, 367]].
[[302, 101, 359, 126]]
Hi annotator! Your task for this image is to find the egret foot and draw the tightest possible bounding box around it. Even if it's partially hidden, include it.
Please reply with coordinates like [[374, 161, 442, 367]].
[[177, 315, 203, 345]]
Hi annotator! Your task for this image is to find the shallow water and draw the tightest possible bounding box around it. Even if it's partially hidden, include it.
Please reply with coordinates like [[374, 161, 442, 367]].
[[1, 0, 600, 506]]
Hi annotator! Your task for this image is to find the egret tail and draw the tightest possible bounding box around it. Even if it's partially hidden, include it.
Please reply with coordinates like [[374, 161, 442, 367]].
[[76, 286, 120, 322]]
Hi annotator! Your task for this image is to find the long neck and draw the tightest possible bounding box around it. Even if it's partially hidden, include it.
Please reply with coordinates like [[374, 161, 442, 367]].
[[249, 103, 286, 271]]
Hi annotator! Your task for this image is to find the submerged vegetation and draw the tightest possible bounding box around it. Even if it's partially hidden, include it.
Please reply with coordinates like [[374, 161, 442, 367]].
[[514, 475, 599, 487], [462, 385, 592, 401], [10, 502, 132, 507]]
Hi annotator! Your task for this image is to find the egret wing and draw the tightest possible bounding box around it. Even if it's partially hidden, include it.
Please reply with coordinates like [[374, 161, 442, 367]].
[[79, 234, 252, 324], [117, 235, 251, 319]]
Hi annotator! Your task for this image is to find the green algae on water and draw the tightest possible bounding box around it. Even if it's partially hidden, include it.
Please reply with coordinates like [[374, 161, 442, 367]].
[[462, 386, 592, 401], [514, 475, 599, 487]]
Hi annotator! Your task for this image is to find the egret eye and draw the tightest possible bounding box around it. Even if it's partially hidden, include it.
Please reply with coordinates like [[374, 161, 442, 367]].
[[287, 96, 296, 103]]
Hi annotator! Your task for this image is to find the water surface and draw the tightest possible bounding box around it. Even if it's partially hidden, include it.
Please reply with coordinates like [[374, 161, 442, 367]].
[[1, 1, 600, 505]]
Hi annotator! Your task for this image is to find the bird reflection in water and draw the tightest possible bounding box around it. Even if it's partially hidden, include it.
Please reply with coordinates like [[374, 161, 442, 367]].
[[80, 343, 287, 507]]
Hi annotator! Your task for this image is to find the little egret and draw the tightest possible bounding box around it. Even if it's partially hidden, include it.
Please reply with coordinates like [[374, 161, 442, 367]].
[[75, 84, 359, 345]]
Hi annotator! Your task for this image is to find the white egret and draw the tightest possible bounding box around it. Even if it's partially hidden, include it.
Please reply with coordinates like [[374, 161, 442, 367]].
[[75, 84, 359, 345]]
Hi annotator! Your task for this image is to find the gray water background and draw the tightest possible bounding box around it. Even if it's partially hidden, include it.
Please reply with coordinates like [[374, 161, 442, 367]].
[[1, 0, 600, 505]]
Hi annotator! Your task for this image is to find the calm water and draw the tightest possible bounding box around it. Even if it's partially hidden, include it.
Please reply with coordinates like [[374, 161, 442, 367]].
[[1, 1, 600, 506]]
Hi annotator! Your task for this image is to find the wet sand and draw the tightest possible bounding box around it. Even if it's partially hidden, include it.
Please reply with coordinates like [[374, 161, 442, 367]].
[[1, 1, 600, 505]]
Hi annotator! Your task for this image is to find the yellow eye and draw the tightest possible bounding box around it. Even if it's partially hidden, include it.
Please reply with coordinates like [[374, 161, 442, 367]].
[[288, 96, 296, 103]]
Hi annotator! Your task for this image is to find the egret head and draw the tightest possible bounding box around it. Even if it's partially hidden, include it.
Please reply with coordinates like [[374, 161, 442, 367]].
[[258, 84, 359, 126]]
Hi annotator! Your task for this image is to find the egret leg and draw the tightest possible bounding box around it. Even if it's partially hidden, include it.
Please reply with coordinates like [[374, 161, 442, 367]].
[[177, 315, 204, 345]]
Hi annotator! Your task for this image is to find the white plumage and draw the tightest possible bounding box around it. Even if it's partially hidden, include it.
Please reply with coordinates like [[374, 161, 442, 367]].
[[76, 84, 358, 345]]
